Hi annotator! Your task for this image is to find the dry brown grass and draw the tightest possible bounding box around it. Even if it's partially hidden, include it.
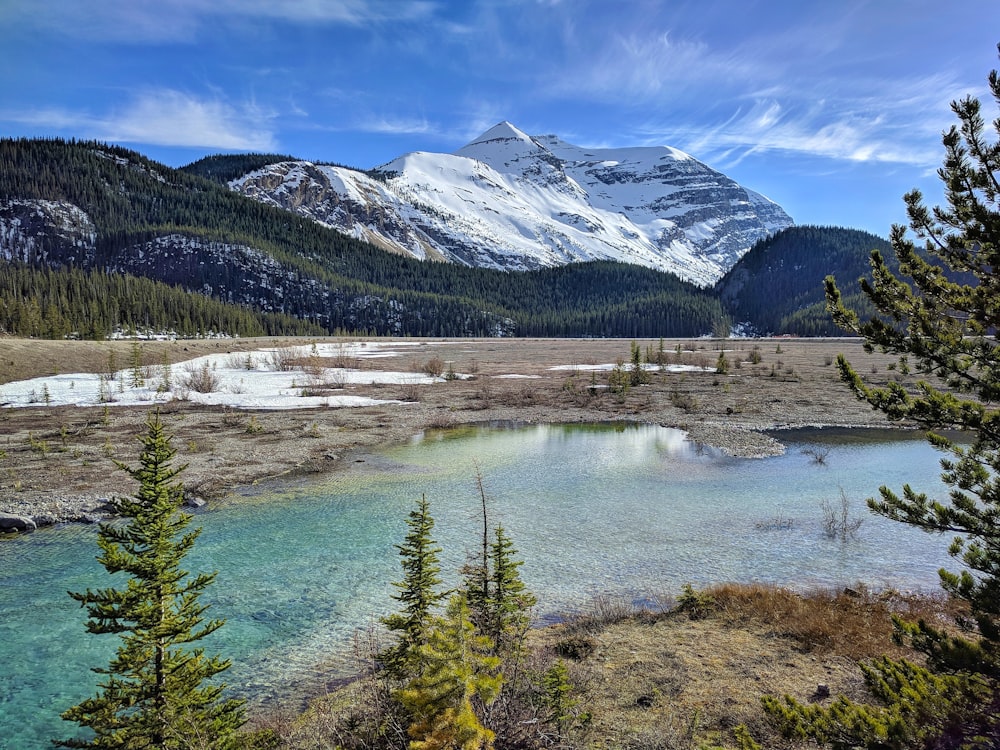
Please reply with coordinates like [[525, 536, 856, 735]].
[[522, 584, 959, 749], [273, 585, 960, 750], [705, 582, 958, 660]]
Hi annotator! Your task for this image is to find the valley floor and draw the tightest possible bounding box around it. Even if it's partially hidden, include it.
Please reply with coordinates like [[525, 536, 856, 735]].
[[1, 336, 955, 748], [0, 336, 907, 525]]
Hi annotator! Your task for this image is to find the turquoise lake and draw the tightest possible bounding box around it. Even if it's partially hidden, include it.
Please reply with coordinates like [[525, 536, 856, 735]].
[[0, 423, 960, 748]]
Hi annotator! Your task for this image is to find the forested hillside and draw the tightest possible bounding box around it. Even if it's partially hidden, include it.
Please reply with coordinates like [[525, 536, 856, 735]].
[[0, 138, 728, 338], [180, 153, 299, 185], [716, 226, 893, 336], [0, 264, 324, 339]]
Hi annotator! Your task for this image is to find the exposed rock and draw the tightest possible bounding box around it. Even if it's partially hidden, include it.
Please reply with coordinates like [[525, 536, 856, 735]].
[[230, 121, 793, 286], [0, 513, 37, 533], [32, 513, 59, 528], [0, 198, 97, 266]]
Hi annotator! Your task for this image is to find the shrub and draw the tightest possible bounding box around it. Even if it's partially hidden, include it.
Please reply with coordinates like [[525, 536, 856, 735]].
[[669, 389, 699, 412], [802, 446, 830, 465], [820, 488, 863, 540], [554, 636, 596, 660], [269, 346, 304, 372], [715, 351, 729, 374], [423, 356, 445, 378], [675, 584, 716, 619], [182, 361, 219, 393]]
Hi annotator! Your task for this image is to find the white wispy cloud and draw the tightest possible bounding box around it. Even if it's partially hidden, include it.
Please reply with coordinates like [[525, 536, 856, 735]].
[[3, 0, 438, 41], [232, 0, 437, 24], [533, 6, 976, 169], [643, 68, 975, 168], [1, 90, 278, 150], [555, 31, 759, 100], [353, 115, 435, 136]]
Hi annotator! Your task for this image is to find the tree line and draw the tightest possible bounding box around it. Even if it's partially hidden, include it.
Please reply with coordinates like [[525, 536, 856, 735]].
[[0, 263, 324, 338]]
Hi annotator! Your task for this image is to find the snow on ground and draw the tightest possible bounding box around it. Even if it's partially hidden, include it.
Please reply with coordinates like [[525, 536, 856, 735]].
[[548, 363, 712, 373], [0, 342, 441, 411], [0, 340, 712, 411]]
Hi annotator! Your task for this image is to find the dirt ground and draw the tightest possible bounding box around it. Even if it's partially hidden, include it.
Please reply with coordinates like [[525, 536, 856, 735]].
[[0, 336, 908, 525]]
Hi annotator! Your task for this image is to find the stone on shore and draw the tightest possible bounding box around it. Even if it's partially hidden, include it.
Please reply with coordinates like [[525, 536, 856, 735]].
[[0, 514, 37, 533]]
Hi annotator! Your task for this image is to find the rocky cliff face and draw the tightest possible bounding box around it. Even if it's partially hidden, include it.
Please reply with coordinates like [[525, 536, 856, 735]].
[[0, 199, 96, 266], [230, 122, 794, 286]]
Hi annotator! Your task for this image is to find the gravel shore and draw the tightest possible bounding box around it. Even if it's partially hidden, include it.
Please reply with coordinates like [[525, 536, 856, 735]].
[[0, 337, 909, 530]]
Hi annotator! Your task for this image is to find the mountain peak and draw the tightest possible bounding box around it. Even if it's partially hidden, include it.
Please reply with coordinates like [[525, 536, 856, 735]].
[[460, 121, 534, 150], [231, 125, 794, 285]]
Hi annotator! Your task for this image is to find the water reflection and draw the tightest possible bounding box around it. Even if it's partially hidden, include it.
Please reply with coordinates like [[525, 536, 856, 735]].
[[0, 423, 958, 747]]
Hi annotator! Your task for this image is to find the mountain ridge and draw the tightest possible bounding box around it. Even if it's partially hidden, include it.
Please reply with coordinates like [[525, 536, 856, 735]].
[[0, 137, 735, 339], [230, 122, 794, 286]]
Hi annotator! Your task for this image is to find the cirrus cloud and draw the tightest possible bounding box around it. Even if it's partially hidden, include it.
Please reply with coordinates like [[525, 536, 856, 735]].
[[2, 89, 278, 151], [0, 0, 438, 42]]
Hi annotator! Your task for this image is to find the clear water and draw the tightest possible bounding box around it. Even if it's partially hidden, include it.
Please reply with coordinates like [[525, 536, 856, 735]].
[[0, 423, 958, 748]]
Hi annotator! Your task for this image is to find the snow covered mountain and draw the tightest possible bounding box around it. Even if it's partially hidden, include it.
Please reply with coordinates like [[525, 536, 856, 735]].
[[230, 122, 793, 286]]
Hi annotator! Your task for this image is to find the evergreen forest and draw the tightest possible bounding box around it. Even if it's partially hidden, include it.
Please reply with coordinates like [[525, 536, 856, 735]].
[[714, 226, 895, 336], [0, 137, 888, 340]]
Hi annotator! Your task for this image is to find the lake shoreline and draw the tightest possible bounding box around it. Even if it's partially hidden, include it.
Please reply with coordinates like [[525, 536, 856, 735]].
[[1, 336, 912, 531]]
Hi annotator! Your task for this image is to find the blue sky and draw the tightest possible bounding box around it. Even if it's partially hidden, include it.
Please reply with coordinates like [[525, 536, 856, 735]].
[[3, 0, 998, 236]]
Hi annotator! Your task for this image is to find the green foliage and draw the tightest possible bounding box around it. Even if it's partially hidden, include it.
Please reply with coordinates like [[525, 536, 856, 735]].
[[763, 658, 990, 750], [460, 479, 540, 750], [825, 47, 1000, 671], [716, 225, 894, 336], [129, 340, 145, 388], [675, 583, 716, 619], [58, 411, 244, 748], [0, 263, 323, 338], [465, 522, 537, 665], [629, 340, 650, 386], [540, 660, 579, 736], [28, 431, 50, 454], [396, 594, 502, 750], [369, 489, 575, 750], [486, 526, 537, 656], [714, 350, 729, 375], [179, 153, 299, 184], [608, 359, 630, 396], [761, 46, 1000, 750], [381, 495, 447, 678]]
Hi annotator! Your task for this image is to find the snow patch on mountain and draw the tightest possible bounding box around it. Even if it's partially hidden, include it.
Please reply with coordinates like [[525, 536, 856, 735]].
[[230, 122, 793, 285]]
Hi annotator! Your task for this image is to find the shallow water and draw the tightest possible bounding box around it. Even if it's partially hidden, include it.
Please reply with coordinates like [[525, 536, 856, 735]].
[[0, 423, 958, 747]]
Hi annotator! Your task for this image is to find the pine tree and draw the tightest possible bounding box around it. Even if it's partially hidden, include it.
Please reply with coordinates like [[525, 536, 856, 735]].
[[763, 45, 1000, 748], [459, 474, 536, 660], [58, 411, 244, 749], [382, 495, 447, 678], [540, 660, 578, 738], [129, 340, 145, 389], [486, 525, 536, 660], [396, 594, 502, 750], [628, 340, 650, 386]]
